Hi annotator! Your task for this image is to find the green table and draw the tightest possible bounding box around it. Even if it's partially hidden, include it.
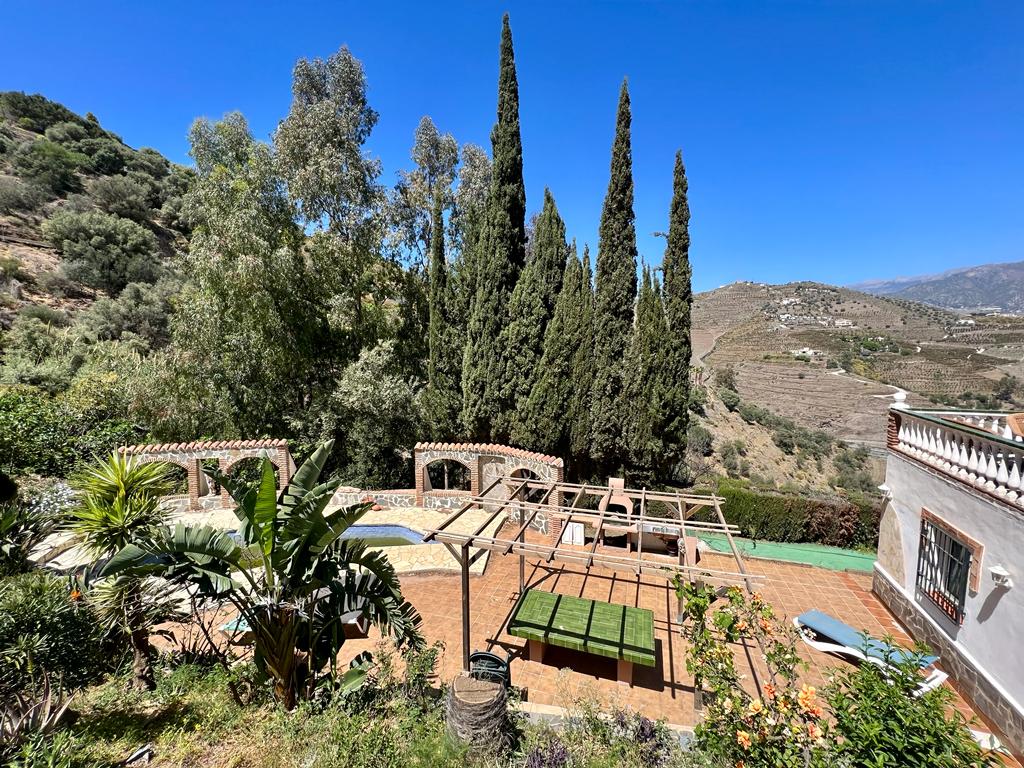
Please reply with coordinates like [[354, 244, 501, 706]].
[[508, 590, 656, 685]]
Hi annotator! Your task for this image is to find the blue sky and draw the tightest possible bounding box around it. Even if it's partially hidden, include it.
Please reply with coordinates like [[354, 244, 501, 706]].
[[2, 1, 1021, 292]]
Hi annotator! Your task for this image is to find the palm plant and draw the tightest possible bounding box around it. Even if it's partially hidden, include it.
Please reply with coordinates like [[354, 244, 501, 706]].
[[70, 451, 174, 690], [103, 440, 423, 709]]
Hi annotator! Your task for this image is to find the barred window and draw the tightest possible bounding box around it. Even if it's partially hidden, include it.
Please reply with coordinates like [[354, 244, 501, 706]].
[[916, 518, 971, 625]]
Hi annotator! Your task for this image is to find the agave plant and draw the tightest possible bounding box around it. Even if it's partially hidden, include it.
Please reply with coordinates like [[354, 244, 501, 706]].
[[0, 673, 74, 760], [103, 440, 422, 709], [69, 452, 175, 690]]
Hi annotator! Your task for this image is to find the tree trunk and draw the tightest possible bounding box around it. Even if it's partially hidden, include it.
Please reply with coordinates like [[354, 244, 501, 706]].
[[130, 627, 155, 691]]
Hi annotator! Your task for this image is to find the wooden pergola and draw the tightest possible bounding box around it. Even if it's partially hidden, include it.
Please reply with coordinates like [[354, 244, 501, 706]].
[[423, 476, 763, 672]]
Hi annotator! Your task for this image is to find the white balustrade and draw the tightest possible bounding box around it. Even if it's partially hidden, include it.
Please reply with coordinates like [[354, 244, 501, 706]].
[[893, 410, 1024, 506]]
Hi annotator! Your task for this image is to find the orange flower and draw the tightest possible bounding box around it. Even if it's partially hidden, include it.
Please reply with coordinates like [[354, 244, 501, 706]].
[[759, 617, 772, 633], [808, 704, 823, 718], [798, 684, 817, 712], [736, 730, 752, 750], [763, 683, 776, 700], [736, 762, 746, 768], [747, 699, 764, 716], [807, 722, 823, 740], [69, 589, 82, 601], [736, 619, 749, 632]]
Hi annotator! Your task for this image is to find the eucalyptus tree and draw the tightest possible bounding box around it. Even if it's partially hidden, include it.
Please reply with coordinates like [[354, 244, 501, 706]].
[[176, 113, 312, 437], [275, 45, 382, 241], [103, 442, 422, 709]]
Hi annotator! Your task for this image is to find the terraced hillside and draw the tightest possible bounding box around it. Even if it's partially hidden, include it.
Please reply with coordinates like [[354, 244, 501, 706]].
[[694, 281, 1024, 448]]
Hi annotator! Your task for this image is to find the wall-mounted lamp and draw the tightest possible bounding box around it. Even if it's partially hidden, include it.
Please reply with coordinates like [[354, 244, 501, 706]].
[[990, 565, 1013, 589]]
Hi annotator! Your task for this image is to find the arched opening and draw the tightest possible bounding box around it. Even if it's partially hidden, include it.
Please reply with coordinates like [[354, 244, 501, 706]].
[[226, 456, 281, 492], [161, 462, 189, 496], [510, 467, 546, 503], [425, 459, 472, 492]]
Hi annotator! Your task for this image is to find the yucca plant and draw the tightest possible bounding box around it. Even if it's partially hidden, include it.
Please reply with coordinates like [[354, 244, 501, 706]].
[[103, 440, 423, 709], [70, 451, 175, 690]]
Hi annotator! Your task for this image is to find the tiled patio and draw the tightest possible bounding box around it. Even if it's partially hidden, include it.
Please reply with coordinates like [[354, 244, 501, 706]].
[[338, 522, 1014, 752]]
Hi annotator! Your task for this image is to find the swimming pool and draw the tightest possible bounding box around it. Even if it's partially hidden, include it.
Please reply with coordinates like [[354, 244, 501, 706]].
[[340, 524, 435, 547]]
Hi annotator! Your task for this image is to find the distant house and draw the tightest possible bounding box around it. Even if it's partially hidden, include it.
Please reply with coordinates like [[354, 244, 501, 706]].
[[877, 398, 1024, 752]]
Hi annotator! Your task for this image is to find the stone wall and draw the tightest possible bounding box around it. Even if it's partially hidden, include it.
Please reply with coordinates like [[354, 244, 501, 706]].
[[413, 442, 564, 511], [873, 566, 1023, 755], [123, 439, 294, 512]]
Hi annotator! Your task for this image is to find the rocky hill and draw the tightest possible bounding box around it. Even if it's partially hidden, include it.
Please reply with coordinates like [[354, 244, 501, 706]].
[[0, 91, 190, 330], [852, 260, 1024, 314]]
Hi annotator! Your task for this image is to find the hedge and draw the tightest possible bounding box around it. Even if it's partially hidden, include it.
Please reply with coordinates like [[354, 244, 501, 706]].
[[703, 478, 880, 549]]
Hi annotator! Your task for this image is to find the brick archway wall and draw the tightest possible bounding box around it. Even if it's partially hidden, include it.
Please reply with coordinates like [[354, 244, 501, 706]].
[[413, 443, 564, 511], [122, 439, 294, 511]]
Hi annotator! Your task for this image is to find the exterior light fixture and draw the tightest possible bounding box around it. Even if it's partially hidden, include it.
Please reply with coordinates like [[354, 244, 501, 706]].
[[989, 565, 1013, 589]]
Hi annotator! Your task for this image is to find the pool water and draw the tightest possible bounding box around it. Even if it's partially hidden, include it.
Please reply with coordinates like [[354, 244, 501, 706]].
[[340, 524, 433, 547]]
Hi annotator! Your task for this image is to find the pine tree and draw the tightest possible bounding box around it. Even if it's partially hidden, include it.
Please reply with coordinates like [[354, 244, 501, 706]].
[[569, 247, 595, 470], [624, 266, 670, 483], [661, 150, 693, 471], [589, 80, 639, 474], [462, 14, 527, 441], [424, 195, 460, 437], [514, 242, 582, 454], [499, 189, 567, 441]]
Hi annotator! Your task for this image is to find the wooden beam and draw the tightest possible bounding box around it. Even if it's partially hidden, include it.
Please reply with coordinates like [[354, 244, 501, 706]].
[[460, 544, 471, 672], [422, 476, 504, 541], [463, 480, 530, 547]]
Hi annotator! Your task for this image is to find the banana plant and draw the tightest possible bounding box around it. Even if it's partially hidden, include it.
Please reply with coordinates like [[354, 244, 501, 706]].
[[102, 440, 422, 708]]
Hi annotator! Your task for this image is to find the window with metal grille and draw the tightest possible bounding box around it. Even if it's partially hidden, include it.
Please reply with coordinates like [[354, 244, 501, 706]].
[[916, 518, 971, 625]]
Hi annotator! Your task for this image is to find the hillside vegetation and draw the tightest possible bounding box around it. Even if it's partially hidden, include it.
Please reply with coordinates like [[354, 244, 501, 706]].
[[693, 280, 1024, 450]]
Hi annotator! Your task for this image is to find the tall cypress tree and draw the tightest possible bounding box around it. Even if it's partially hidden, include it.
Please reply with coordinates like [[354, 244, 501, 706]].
[[514, 241, 581, 454], [499, 188, 567, 441], [661, 150, 693, 470], [462, 14, 527, 441], [425, 195, 460, 437], [624, 266, 670, 483], [589, 80, 639, 474], [569, 245, 595, 473]]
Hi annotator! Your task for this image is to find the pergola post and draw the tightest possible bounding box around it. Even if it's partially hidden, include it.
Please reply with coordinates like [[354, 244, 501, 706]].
[[518, 523, 525, 595], [461, 542, 471, 672]]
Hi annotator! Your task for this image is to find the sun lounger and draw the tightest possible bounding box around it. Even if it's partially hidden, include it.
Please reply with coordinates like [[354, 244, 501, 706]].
[[794, 609, 948, 696]]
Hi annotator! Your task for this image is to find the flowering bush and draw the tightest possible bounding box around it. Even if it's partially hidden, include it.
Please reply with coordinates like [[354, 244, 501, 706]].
[[678, 582, 831, 767], [677, 581, 998, 768]]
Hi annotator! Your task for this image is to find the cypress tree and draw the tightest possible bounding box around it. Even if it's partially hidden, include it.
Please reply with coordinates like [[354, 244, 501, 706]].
[[659, 148, 692, 466], [624, 266, 670, 483], [499, 188, 568, 441], [514, 241, 581, 454], [589, 80, 639, 474], [661, 150, 693, 470], [462, 14, 527, 441], [425, 195, 460, 437], [568, 245, 595, 473]]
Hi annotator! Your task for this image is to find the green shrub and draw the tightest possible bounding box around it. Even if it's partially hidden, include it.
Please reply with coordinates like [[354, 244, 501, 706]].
[[718, 387, 740, 411], [126, 147, 169, 180], [78, 278, 179, 348], [18, 304, 71, 327], [74, 136, 128, 175], [686, 422, 714, 457], [12, 140, 86, 195], [41, 210, 161, 293], [87, 174, 151, 222], [827, 647, 992, 766], [0, 571, 104, 695], [0, 385, 143, 477], [43, 121, 89, 145], [0, 176, 47, 213]]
